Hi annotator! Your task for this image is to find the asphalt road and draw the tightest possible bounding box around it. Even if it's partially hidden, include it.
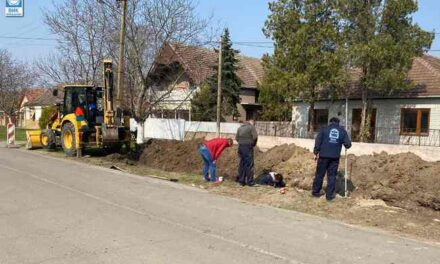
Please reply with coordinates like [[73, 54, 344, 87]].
[[0, 147, 439, 264]]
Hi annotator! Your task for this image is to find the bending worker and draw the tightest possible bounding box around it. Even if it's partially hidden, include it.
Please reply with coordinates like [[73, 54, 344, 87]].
[[236, 120, 258, 186], [312, 117, 351, 201], [198, 138, 233, 183]]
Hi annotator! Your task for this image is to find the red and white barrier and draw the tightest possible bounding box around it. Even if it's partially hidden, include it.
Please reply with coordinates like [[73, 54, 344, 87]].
[[6, 123, 15, 147]]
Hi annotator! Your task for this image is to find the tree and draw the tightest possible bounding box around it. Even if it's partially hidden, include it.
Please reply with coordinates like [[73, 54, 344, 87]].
[[119, 0, 211, 122], [191, 28, 242, 121], [0, 49, 35, 123], [39, 0, 108, 85], [190, 83, 217, 121], [338, 0, 433, 141], [39, 0, 212, 122], [261, 0, 345, 131], [39, 105, 58, 129], [258, 55, 292, 121]]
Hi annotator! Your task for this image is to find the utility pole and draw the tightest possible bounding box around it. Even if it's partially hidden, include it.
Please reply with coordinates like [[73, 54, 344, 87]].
[[116, 0, 127, 114], [216, 36, 223, 137], [345, 92, 349, 197]]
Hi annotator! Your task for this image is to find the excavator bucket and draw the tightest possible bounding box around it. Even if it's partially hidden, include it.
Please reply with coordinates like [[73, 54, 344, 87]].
[[26, 130, 42, 149]]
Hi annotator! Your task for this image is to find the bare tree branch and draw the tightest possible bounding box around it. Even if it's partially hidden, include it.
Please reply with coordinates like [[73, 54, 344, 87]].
[[38, 0, 215, 122], [0, 49, 36, 121]]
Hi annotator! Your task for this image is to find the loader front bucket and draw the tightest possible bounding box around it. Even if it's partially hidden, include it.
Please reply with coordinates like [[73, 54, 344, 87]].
[[26, 130, 42, 149]]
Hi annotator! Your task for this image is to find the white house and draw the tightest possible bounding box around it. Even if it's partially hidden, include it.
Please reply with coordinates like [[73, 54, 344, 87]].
[[292, 55, 440, 147]]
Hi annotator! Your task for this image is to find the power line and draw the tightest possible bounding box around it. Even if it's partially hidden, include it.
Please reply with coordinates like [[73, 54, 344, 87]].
[[0, 36, 58, 41], [1, 34, 440, 51], [234, 41, 274, 44], [234, 43, 274, 48]]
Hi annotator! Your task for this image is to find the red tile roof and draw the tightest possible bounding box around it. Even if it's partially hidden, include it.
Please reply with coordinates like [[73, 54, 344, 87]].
[[341, 55, 440, 99], [406, 55, 440, 97], [155, 44, 440, 98], [25, 89, 60, 107], [154, 43, 264, 88], [24, 88, 46, 103]]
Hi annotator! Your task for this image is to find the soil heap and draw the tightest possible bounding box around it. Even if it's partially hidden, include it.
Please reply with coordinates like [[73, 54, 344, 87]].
[[137, 139, 440, 211]]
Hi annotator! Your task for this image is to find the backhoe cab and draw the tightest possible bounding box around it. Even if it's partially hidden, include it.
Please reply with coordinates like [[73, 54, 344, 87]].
[[27, 60, 131, 156]]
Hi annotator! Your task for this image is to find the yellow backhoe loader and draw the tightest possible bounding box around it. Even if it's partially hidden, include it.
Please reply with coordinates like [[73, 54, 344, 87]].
[[27, 60, 131, 156]]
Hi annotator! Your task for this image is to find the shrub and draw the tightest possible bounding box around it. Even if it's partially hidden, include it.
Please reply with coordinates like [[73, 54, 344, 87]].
[[39, 105, 58, 129]]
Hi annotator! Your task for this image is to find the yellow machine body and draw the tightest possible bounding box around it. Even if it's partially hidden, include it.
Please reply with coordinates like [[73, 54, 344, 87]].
[[26, 130, 42, 149], [26, 60, 131, 156]]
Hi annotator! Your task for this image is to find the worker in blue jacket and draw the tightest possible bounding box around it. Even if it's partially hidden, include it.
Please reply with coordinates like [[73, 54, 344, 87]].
[[312, 117, 352, 201]]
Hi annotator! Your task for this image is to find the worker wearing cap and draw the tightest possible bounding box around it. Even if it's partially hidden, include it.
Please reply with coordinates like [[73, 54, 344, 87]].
[[312, 117, 352, 201], [198, 138, 233, 183], [236, 120, 258, 186]]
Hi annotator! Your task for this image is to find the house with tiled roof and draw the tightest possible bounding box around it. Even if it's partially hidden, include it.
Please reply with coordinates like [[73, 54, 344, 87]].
[[148, 43, 264, 121], [17, 88, 59, 129], [292, 54, 440, 146], [0, 88, 47, 127]]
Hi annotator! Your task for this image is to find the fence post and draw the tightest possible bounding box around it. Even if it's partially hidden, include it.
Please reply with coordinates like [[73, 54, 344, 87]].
[[291, 122, 294, 137]]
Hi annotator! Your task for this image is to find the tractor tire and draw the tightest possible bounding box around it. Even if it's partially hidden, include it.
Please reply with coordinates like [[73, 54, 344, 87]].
[[61, 123, 77, 157], [40, 129, 56, 150]]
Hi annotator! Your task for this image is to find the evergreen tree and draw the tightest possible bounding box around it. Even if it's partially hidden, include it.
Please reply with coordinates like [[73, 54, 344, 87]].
[[258, 54, 292, 121], [190, 83, 217, 121], [260, 0, 346, 131], [338, 0, 433, 141], [191, 28, 242, 121]]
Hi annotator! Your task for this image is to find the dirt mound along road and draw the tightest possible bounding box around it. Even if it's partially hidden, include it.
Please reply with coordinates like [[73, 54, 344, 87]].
[[137, 139, 440, 211], [348, 152, 440, 211], [137, 139, 305, 179], [138, 138, 204, 173]]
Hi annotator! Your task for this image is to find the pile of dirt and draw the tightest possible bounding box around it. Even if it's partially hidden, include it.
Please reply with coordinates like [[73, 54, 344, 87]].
[[136, 139, 440, 211], [137, 139, 307, 180], [279, 150, 440, 211], [138, 138, 204, 173], [347, 152, 440, 211], [208, 143, 305, 179]]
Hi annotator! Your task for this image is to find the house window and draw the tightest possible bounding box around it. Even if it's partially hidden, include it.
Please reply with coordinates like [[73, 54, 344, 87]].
[[313, 109, 329, 130], [400, 109, 430, 135]]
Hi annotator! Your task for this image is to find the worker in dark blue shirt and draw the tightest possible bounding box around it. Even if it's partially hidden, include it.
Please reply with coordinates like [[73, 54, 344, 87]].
[[255, 171, 286, 188], [312, 117, 352, 201]]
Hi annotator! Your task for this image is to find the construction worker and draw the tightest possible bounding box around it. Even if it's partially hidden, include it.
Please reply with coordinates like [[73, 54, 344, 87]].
[[74, 93, 86, 121], [87, 93, 97, 123], [198, 138, 233, 183], [312, 117, 352, 201], [236, 120, 258, 186], [255, 170, 286, 188], [74, 105, 85, 121]]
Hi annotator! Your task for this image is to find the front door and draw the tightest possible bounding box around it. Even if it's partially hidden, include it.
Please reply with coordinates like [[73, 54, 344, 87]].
[[352, 108, 376, 142]]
